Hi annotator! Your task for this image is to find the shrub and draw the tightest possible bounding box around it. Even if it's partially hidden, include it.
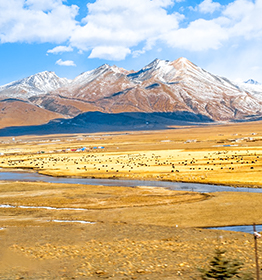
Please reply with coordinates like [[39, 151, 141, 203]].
[[199, 249, 243, 280]]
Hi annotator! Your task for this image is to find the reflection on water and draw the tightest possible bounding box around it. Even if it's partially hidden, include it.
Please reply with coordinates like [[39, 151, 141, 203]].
[[208, 225, 262, 234], [0, 169, 262, 193]]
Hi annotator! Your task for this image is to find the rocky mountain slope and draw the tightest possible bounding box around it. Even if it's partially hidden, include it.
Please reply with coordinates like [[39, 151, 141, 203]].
[[0, 57, 262, 129]]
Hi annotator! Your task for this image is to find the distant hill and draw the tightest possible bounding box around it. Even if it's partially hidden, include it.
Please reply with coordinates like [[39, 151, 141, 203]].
[[0, 111, 213, 137], [0, 98, 64, 129]]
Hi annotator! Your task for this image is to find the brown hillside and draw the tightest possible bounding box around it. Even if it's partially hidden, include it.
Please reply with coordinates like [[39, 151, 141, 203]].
[[0, 100, 64, 128]]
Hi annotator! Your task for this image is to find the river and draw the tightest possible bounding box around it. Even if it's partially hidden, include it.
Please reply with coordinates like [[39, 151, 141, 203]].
[[207, 225, 262, 234], [0, 168, 262, 193], [1, 169, 262, 233]]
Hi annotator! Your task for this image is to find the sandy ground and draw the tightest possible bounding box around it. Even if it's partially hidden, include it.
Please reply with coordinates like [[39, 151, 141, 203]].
[[1, 121, 262, 279]]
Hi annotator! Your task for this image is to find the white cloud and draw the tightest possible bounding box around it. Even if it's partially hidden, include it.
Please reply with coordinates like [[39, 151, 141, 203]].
[[0, 0, 78, 43], [67, 0, 262, 58], [69, 0, 182, 59], [24, 0, 63, 11], [223, 0, 262, 39], [47, 45, 73, 54], [1, 0, 262, 66], [223, 0, 253, 20], [89, 46, 131, 60], [55, 59, 76, 66], [132, 38, 157, 57], [198, 0, 221, 14], [162, 18, 228, 51], [161, 0, 262, 52]]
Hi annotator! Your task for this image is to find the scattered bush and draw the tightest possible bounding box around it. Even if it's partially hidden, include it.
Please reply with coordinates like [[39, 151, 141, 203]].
[[199, 249, 253, 280]]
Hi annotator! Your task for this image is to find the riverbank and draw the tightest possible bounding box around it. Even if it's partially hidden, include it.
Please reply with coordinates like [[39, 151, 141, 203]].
[[2, 181, 262, 228]]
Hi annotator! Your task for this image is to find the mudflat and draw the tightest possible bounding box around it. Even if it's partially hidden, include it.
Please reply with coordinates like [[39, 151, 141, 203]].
[[1, 121, 262, 279]]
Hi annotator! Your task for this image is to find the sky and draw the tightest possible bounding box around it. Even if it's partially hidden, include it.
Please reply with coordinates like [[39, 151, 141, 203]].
[[0, 0, 261, 85]]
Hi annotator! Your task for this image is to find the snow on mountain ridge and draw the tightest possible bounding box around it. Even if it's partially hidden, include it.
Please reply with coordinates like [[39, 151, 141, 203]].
[[70, 64, 129, 87], [245, 79, 261, 85], [1, 57, 262, 123], [235, 79, 262, 101], [127, 58, 177, 83], [0, 71, 71, 99]]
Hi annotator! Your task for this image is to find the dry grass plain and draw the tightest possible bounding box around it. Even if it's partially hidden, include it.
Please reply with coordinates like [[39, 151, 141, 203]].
[[2, 121, 262, 187], [1, 121, 262, 279]]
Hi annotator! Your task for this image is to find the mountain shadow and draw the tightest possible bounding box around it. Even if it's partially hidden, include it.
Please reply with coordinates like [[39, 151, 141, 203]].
[[0, 111, 213, 137]]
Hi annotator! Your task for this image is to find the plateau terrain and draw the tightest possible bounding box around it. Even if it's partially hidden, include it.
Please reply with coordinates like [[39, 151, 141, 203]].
[[1, 121, 262, 279], [1, 57, 262, 279]]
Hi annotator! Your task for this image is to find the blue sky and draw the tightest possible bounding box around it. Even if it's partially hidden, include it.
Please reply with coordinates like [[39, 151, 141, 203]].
[[0, 0, 261, 85]]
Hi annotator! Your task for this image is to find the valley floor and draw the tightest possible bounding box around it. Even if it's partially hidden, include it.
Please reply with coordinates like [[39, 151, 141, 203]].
[[1, 121, 262, 187], [0, 181, 260, 279], [1, 121, 262, 279]]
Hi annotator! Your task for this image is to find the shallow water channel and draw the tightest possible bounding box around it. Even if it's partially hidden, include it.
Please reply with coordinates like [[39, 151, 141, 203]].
[[207, 225, 262, 234], [1, 168, 262, 193], [1, 169, 262, 233]]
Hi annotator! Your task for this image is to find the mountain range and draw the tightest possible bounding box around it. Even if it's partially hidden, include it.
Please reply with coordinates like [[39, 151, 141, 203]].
[[1, 57, 262, 133]]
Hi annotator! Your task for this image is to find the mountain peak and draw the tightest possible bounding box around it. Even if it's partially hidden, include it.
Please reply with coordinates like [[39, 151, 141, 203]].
[[71, 63, 129, 87], [22, 71, 70, 89], [1, 57, 262, 127], [145, 58, 170, 69], [25, 71, 62, 84], [0, 70, 70, 98], [173, 57, 196, 68], [176, 57, 189, 63], [127, 58, 175, 83], [245, 79, 261, 85]]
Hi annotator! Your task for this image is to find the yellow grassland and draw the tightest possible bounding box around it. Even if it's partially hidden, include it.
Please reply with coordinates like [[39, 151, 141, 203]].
[[0, 180, 261, 279], [1, 121, 262, 279], [1, 121, 262, 187]]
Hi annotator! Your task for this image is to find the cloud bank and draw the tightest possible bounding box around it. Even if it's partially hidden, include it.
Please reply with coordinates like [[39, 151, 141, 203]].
[[69, 0, 182, 60], [0, 0, 262, 61], [0, 0, 78, 43]]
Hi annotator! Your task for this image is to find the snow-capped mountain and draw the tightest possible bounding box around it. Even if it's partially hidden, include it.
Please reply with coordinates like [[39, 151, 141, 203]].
[[45, 57, 262, 121], [235, 79, 262, 101], [1, 57, 262, 129], [71, 64, 130, 86], [55, 64, 132, 100], [245, 79, 261, 85], [127, 58, 177, 83], [0, 71, 71, 99]]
